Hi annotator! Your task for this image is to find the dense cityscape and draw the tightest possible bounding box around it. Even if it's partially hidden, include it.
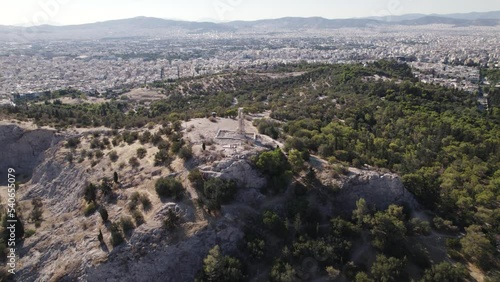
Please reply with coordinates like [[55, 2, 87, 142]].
[[1, 23, 499, 106]]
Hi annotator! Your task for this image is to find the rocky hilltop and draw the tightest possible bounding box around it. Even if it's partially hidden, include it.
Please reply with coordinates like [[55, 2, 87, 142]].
[[1, 120, 419, 281]]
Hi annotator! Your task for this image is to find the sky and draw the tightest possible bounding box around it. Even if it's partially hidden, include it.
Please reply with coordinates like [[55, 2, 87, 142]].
[[2, 0, 500, 26]]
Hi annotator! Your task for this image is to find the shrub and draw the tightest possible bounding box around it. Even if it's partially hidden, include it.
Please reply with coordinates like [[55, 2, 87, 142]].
[[25, 229, 36, 238], [154, 149, 172, 166], [128, 192, 140, 211], [151, 133, 163, 145], [95, 150, 104, 159], [164, 209, 181, 230], [137, 147, 147, 159], [409, 218, 431, 235], [120, 216, 135, 233], [139, 131, 152, 144], [83, 202, 97, 216], [202, 178, 237, 210], [129, 157, 140, 168], [65, 152, 74, 163], [178, 146, 193, 160], [200, 245, 244, 282], [263, 211, 287, 237], [30, 197, 43, 222], [140, 194, 152, 210], [155, 177, 184, 199], [188, 169, 205, 190], [255, 119, 280, 139], [158, 140, 170, 150], [132, 210, 145, 226], [110, 222, 124, 247], [65, 137, 81, 148], [421, 262, 469, 282], [99, 206, 109, 222], [84, 183, 97, 203], [109, 150, 119, 162]]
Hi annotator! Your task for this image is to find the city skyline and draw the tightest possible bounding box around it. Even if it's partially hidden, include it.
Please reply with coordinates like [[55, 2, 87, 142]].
[[2, 0, 500, 26]]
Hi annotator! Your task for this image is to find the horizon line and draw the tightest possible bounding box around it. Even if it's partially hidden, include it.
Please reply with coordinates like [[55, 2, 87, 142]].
[[4, 9, 500, 28]]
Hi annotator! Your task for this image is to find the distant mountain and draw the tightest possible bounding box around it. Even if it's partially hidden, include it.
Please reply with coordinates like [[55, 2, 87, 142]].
[[435, 11, 500, 20], [398, 16, 500, 26], [368, 10, 500, 21], [1, 11, 499, 41], [225, 17, 380, 30]]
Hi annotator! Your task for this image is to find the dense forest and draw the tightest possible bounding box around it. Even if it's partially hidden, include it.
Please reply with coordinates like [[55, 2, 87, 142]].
[[2, 60, 499, 281]]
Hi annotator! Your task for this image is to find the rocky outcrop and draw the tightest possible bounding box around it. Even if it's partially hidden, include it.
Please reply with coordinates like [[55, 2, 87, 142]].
[[0, 124, 62, 184], [24, 156, 88, 214], [201, 158, 267, 190], [333, 170, 418, 215], [85, 219, 245, 282]]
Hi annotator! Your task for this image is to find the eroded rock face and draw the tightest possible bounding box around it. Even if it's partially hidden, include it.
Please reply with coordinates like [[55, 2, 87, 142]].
[[0, 124, 61, 184], [202, 158, 267, 190], [334, 170, 418, 215], [85, 219, 245, 282]]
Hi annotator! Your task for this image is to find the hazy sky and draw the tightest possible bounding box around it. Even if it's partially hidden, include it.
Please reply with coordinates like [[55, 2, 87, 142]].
[[2, 0, 500, 26]]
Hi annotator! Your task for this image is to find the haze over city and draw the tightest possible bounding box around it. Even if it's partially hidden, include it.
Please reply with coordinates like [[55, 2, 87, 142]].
[[2, 0, 500, 26]]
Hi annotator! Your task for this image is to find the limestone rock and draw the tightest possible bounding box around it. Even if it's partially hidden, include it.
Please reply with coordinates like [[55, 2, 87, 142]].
[[0, 124, 61, 184]]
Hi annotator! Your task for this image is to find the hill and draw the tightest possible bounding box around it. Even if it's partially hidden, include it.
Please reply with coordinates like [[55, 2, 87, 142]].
[[1, 11, 500, 41]]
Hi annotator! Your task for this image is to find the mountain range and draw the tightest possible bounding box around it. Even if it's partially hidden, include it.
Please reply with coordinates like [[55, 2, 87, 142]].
[[1, 11, 499, 41]]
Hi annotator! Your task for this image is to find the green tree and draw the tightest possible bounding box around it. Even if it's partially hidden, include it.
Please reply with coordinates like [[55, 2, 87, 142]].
[[155, 177, 184, 199], [84, 183, 97, 203], [355, 272, 373, 282], [370, 255, 405, 282], [201, 245, 244, 282], [352, 198, 369, 226], [270, 260, 297, 282], [420, 262, 468, 282], [263, 211, 287, 237], [370, 205, 407, 253], [288, 149, 305, 172], [460, 225, 494, 269]]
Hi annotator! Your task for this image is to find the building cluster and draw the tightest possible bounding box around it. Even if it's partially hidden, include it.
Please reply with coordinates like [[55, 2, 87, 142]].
[[0, 24, 498, 102]]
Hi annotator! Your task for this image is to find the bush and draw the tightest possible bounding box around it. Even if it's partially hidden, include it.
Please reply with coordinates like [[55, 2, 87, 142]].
[[255, 149, 291, 176], [421, 262, 469, 282], [201, 245, 244, 282], [139, 131, 152, 144], [255, 119, 280, 139], [30, 197, 43, 222], [164, 209, 181, 230], [109, 150, 119, 162], [263, 211, 287, 237], [202, 178, 237, 210], [129, 157, 140, 168], [65, 137, 81, 148], [110, 222, 124, 247], [120, 216, 135, 233], [154, 149, 172, 166], [83, 202, 97, 216], [188, 169, 205, 190], [132, 210, 145, 226], [137, 147, 147, 159], [140, 194, 152, 210], [99, 206, 109, 222], [178, 145, 193, 160], [95, 150, 104, 159], [409, 218, 431, 235], [25, 229, 36, 238], [155, 177, 184, 199]]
